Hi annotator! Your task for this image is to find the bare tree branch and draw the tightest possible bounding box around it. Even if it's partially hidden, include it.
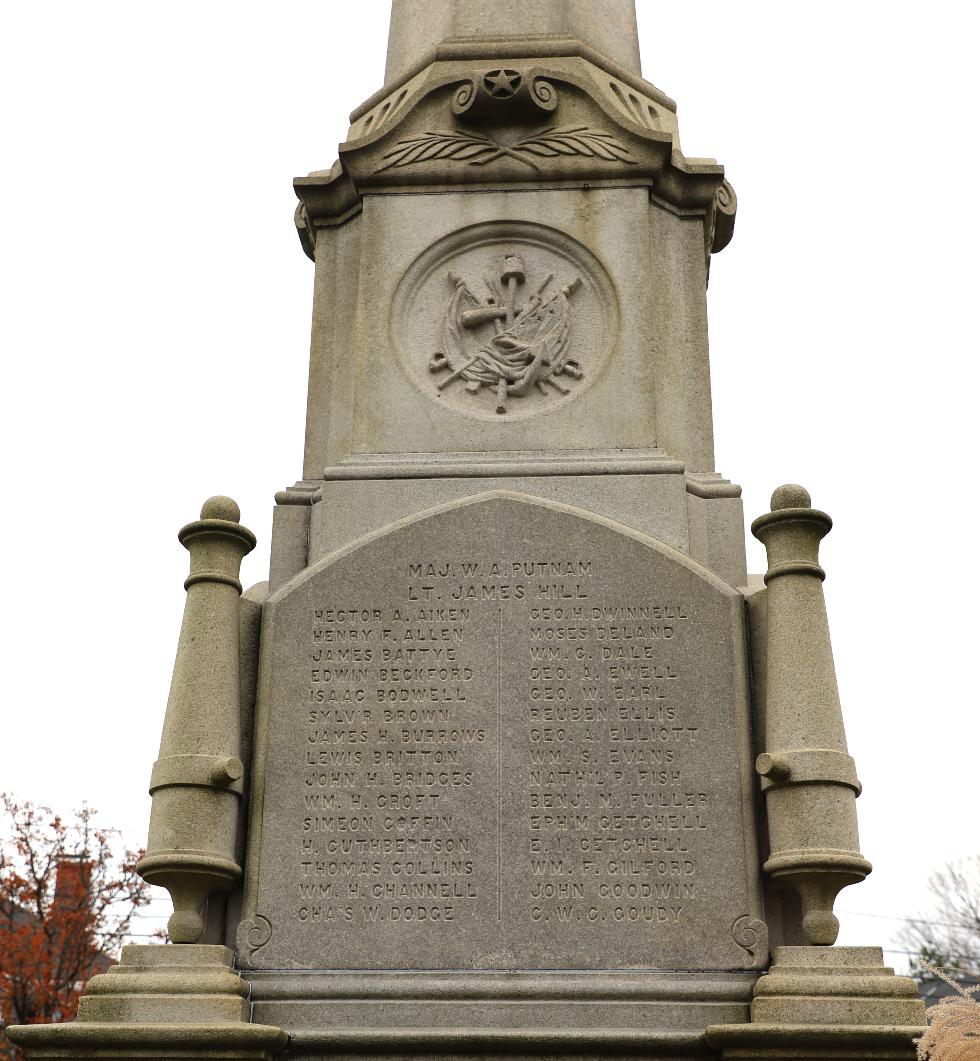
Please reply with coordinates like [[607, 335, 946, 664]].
[[899, 856, 980, 981]]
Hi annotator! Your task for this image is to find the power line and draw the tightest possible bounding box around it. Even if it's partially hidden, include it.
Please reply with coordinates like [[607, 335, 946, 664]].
[[841, 909, 980, 933]]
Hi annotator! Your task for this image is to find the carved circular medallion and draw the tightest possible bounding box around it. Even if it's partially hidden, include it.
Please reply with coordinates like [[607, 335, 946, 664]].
[[392, 222, 618, 422]]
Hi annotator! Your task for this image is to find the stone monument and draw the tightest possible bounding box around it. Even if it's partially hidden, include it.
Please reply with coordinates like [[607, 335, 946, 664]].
[[9, 3, 927, 1059]]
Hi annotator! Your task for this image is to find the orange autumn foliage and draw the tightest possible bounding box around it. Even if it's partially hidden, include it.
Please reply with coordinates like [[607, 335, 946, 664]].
[[0, 795, 150, 1061]]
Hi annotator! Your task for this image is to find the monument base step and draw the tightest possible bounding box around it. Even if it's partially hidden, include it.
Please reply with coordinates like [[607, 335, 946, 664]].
[[704, 1023, 924, 1060], [287, 1025, 713, 1059], [705, 947, 925, 1061], [5, 945, 287, 1061], [3, 1021, 288, 1061], [247, 967, 755, 1057]]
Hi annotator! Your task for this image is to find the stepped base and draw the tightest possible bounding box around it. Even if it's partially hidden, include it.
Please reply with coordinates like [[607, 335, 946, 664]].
[[247, 968, 755, 1059], [288, 1026, 711, 1060], [706, 947, 925, 1061], [6, 945, 286, 1061]]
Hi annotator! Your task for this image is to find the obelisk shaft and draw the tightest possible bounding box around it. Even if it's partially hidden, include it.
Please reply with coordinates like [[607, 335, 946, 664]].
[[385, 0, 642, 84]]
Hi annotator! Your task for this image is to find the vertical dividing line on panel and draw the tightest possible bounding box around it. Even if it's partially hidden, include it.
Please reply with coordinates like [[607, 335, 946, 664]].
[[497, 606, 503, 922]]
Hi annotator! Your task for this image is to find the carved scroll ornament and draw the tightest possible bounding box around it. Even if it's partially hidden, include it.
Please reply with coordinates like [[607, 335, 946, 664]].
[[731, 914, 770, 970], [452, 70, 559, 122], [237, 913, 273, 965]]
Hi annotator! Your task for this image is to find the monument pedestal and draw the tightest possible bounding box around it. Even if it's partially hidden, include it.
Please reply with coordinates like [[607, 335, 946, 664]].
[[706, 947, 924, 1061], [5, 3, 930, 1060], [6, 946, 286, 1061]]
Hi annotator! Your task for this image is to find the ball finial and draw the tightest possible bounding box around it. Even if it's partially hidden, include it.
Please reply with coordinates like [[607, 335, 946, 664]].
[[200, 495, 241, 523], [771, 484, 811, 511], [168, 907, 207, 944], [802, 909, 840, 947]]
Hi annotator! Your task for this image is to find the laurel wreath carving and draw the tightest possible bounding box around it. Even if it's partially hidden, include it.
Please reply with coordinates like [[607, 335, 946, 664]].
[[379, 126, 636, 173]]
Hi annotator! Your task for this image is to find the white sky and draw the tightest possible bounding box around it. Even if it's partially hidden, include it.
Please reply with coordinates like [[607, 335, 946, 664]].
[[1, 2, 977, 967]]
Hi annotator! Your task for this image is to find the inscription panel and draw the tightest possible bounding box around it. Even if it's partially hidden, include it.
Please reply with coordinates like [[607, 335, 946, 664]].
[[243, 495, 761, 970]]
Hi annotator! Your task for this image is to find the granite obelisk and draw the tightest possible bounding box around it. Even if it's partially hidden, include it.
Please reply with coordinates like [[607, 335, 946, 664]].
[[9, 3, 926, 1059]]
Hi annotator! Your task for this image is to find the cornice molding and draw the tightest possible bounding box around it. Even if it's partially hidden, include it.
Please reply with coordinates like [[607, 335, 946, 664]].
[[294, 46, 736, 270]]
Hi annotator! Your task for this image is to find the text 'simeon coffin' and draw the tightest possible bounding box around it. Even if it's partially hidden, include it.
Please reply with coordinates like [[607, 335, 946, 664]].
[[8, 3, 928, 1060]]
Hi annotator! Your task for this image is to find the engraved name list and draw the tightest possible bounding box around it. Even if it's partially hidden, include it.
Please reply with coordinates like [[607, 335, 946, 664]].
[[244, 498, 759, 971]]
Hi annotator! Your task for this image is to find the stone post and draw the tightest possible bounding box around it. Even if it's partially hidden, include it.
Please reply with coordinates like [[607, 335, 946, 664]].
[[705, 485, 923, 1059], [7, 497, 285, 1061], [137, 496, 256, 943], [750, 484, 871, 946]]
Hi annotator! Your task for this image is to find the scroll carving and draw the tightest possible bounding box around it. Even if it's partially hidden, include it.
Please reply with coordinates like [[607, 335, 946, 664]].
[[237, 913, 273, 965], [711, 179, 738, 254], [451, 70, 560, 123], [731, 915, 770, 970]]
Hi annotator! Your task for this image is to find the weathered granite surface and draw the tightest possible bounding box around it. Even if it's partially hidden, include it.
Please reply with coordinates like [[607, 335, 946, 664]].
[[7, 945, 286, 1060], [240, 493, 763, 974], [385, 0, 644, 84], [707, 946, 926, 1059], [137, 496, 256, 945], [292, 0, 740, 595]]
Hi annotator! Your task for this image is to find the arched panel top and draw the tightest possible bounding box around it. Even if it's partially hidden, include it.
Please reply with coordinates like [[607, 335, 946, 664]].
[[270, 490, 740, 607]]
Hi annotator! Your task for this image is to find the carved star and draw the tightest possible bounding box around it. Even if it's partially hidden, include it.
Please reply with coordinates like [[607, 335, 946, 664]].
[[484, 69, 522, 98]]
